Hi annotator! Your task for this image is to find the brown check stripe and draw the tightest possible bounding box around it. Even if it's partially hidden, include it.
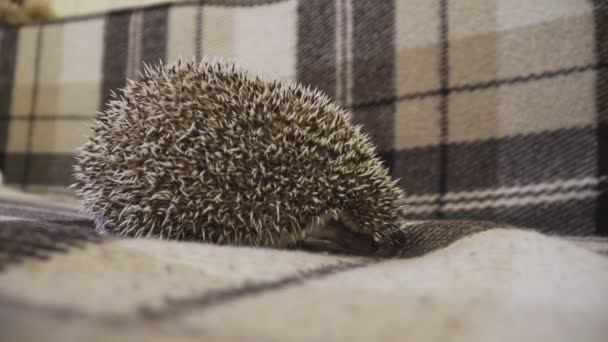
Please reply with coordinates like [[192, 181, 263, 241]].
[[0, 0, 606, 236], [0, 198, 100, 271]]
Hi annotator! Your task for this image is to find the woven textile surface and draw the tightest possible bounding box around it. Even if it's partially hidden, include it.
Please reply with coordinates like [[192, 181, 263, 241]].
[[1, 1, 608, 340], [0, 188, 607, 341], [0, 0, 606, 235]]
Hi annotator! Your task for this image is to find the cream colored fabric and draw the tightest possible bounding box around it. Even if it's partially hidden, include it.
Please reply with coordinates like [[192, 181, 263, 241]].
[[1, 226, 607, 341], [1, 187, 608, 340]]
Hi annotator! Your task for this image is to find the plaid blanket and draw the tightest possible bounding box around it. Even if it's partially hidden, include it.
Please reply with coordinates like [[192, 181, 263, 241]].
[[2, 1, 608, 340], [1, 188, 608, 341], [1, 0, 607, 236]]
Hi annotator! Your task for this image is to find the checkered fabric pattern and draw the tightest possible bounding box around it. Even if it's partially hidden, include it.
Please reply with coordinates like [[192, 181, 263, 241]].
[[1, 189, 608, 341], [0, 0, 606, 235]]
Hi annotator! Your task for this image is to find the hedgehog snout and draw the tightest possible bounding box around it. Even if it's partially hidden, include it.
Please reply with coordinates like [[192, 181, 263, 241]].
[[297, 209, 379, 255]]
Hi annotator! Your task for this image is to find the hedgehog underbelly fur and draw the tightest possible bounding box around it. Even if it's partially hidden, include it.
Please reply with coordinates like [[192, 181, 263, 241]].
[[73, 59, 405, 252]]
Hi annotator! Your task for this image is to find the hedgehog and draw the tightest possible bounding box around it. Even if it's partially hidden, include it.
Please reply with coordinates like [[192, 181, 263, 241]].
[[73, 59, 405, 255]]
